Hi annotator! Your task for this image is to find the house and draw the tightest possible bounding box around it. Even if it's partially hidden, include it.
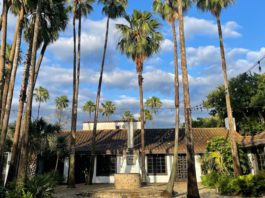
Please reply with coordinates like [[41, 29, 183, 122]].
[[59, 120, 265, 184]]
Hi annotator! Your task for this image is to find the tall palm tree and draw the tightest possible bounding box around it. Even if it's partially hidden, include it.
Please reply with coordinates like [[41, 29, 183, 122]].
[[0, 0, 24, 130], [177, 0, 200, 197], [6, 0, 69, 184], [122, 110, 134, 121], [100, 101, 116, 121], [55, 95, 69, 125], [194, 0, 240, 177], [83, 100, 96, 120], [88, 0, 127, 184], [117, 10, 163, 183], [16, 0, 69, 186], [16, 0, 43, 186], [145, 96, 162, 127], [153, 0, 190, 195], [34, 86, 49, 119], [68, 0, 94, 187], [0, 0, 9, 128], [1, 0, 24, 125]]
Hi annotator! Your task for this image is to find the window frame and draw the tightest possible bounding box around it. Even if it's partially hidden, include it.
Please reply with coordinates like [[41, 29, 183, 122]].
[[96, 155, 117, 176], [147, 154, 167, 175]]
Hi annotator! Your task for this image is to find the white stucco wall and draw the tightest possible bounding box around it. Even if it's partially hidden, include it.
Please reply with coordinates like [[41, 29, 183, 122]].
[[195, 155, 202, 182], [63, 157, 69, 183], [83, 121, 141, 131], [63, 154, 203, 184], [4, 152, 11, 185]]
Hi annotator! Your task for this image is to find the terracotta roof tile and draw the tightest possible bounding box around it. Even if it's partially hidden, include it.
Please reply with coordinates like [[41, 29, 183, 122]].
[[60, 127, 253, 154]]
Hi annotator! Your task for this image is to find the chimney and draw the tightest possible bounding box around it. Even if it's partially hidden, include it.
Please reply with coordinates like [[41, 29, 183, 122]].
[[225, 117, 236, 131], [126, 121, 134, 149]]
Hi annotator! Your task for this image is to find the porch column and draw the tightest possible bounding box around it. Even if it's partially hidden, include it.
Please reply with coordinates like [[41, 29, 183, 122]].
[[63, 157, 69, 183], [195, 155, 202, 182], [248, 153, 259, 175]]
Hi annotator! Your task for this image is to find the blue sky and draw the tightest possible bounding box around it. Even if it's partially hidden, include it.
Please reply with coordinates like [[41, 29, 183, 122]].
[[5, 0, 265, 129]]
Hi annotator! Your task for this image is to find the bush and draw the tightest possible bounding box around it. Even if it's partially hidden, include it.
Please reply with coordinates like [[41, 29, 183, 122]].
[[202, 172, 265, 197], [5, 174, 56, 198], [201, 172, 220, 188], [0, 185, 6, 198], [25, 174, 56, 198]]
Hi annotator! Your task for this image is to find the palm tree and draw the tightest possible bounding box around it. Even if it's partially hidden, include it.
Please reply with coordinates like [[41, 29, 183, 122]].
[[83, 100, 96, 120], [177, 0, 200, 197], [88, 0, 127, 184], [122, 110, 134, 121], [116, 10, 163, 183], [194, 0, 240, 177], [153, 0, 190, 195], [34, 86, 49, 119], [145, 96, 162, 127], [144, 109, 153, 123], [68, 0, 94, 187], [0, 0, 9, 128], [6, 0, 69, 184], [100, 101, 116, 121], [16, 0, 43, 186], [55, 95, 69, 125]]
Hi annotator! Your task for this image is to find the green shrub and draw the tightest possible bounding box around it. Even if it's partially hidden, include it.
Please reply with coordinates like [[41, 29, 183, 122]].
[[0, 185, 6, 198], [25, 174, 56, 198], [5, 174, 56, 198], [201, 172, 220, 188], [202, 172, 265, 197]]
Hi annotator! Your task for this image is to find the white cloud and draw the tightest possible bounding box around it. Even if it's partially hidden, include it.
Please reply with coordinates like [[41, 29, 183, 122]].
[[184, 16, 241, 38]]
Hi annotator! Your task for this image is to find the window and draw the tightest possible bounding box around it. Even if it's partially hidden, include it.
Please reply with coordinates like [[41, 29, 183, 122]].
[[96, 155, 116, 176], [147, 154, 166, 175]]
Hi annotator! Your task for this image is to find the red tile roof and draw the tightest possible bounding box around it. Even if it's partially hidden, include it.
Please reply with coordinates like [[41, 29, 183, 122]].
[[60, 128, 265, 154]]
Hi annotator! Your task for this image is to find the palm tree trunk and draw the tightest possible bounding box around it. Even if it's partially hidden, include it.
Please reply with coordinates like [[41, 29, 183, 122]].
[[33, 42, 47, 87], [0, 7, 24, 183], [177, 1, 200, 197], [68, 1, 78, 187], [6, 39, 32, 184], [138, 67, 147, 184], [163, 20, 180, 196], [0, 0, 8, 134], [88, 16, 110, 185], [1, 8, 22, 124], [37, 101, 41, 119], [54, 151, 59, 175], [16, 0, 42, 186], [216, 15, 241, 176]]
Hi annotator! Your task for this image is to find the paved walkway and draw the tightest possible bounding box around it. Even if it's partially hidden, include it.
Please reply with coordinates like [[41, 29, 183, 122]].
[[54, 182, 221, 198]]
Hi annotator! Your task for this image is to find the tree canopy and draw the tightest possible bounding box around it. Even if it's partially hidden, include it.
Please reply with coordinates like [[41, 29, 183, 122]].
[[203, 73, 265, 134]]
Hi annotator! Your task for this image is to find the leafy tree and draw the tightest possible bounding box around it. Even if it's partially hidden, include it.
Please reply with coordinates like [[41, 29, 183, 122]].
[[117, 10, 163, 183], [122, 110, 134, 121], [194, 0, 240, 177], [83, 100, 96, 120], [204, 73, 265, 134], [192, 116, 224, 128], [202, 137, 250, 175], [34, 86, 49, 119], [100, 101, 116, 121]]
